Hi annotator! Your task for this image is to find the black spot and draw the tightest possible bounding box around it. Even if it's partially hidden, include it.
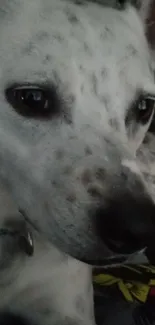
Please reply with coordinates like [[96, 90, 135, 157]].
[[100, 95, 110, 110], [83, 42, 92, 55], [52, 180, 59, 187], [53, 33, 64, 42], [81, 169, 92, 185], [65, 8, 79, 24], [36, 31, 49, 41], [79, 65, 85, 73], [109, 118, 120, 131], [55, 150, 65, 160], [22, 41, 35, 55], [95, 168, 105, 180], [74, 0, 85, 5], [91, 73, 98, 96], [126, 44, 138, 57], [80, 84, 85, 94], [101, 67, 109, 80], [0, 1, 22, 20], [42, 54, 52, 64], [63, 166, 73, 175], [85, 145, 92, 156], [66, 193, 76, 202], [100, 26, 113, 40]]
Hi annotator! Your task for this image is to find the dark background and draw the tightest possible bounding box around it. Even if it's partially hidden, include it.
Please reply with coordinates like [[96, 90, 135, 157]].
[[147, 1, 155, 46]]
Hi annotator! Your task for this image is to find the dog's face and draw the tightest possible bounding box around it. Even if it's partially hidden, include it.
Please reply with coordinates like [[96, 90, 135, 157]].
[[0, 0, 155, 264]]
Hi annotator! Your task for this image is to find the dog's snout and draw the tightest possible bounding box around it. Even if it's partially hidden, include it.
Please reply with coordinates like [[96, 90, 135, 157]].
[[95, 191, 155, 255], [0, 312, 29, 325]]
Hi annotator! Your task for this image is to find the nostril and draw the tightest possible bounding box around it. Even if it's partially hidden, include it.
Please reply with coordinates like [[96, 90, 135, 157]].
[[95, 193, 155, 255], [81, 169, 92, 185]]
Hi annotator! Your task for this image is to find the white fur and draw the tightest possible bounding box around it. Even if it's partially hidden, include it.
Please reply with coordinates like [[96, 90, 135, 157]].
[[0, 0, 154, 324]]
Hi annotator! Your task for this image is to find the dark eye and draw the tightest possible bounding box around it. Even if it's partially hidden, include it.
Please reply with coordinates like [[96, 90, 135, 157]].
[[126, 94, 155, 126], [136, 95, 155, 124], [5, 85, 61, 119]]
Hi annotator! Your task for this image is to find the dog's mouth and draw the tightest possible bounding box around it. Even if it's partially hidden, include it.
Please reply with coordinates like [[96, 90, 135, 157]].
[[81, 240, 147, 267], [81, 255, 128, 267], [14, 210, 148, 267], [82, 247, 148, 267], [103, 236, 146, 256]]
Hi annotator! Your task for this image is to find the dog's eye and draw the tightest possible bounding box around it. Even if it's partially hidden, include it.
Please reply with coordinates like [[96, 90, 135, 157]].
[[5, 85, 61, 119], [136, 95, 155, 124], [126, 95, 155, 126]]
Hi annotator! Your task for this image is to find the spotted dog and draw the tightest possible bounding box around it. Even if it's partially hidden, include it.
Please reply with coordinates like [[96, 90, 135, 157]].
[[0, 0, 154, 324]]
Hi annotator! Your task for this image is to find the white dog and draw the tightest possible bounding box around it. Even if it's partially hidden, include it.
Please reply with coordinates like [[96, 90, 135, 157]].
[[0, 0, 155, 324]]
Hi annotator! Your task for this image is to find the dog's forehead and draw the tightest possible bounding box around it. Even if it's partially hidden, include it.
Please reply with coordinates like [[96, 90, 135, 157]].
[[0, 0, 153, 120]]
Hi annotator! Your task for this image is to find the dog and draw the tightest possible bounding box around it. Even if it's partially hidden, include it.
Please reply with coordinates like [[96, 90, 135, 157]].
[[0, 0, 155, 324]]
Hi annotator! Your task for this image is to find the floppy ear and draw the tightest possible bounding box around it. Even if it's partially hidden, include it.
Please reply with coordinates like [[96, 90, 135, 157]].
[[90, 1, 152, 15], [116, 1, 153, 22], [127, 1, 155, 48], [131, 0, 153, 21]]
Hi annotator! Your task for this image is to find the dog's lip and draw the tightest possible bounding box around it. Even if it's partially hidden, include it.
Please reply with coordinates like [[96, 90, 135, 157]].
[[82, 246, 147, 267], [81, 255, 128, 267], [103, 236, 145, 255]]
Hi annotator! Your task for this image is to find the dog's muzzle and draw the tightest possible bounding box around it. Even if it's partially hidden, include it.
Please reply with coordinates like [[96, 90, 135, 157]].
[[93, 165, 155, 256]]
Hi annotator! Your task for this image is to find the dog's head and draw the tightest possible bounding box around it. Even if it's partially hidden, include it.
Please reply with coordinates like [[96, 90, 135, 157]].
[[0, 0, 154, 264]]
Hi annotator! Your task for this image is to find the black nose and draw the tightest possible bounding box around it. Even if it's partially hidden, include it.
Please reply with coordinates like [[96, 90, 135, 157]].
[[95, 192, 155, 254], [0, 312, 29, 325]]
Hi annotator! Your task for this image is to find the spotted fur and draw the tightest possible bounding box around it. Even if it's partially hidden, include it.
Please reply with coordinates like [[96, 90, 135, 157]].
[[0, 0, 154, 324]]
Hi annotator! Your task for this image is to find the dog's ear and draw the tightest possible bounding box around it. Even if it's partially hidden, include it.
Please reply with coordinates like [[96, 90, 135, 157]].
[[91, 1, 152, 15], [117, 1, 152, 22], [118, 1, 152, 21], [126, 1, 155, 47], [130, 1, 153, 21]]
